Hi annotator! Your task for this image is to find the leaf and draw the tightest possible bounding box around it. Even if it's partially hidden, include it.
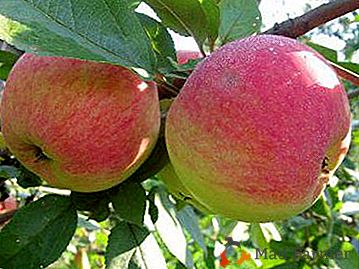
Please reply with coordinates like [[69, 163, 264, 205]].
[[307, 42, 338, 62], [155, 189, 194, 268], [128, 232, 167, 269], [137, 13, 176, 72], [0, 0, 155, 75], [111, 181, 147, 226], [15, 165, 43, 188], [143, 0, 209, 46], [147, 189, 159, 224], [105, 221, 150, 269], [334, 242, 359, 269], [70, 191, 111, 222], [0, 51, 18, 80], [0, 165, 18, 179], [199, 0, 220, 43], [219, 0, 261, 44], [250, 223, 268, 249], [128, 0, 142, 10], [176, 206, 207, 255], [0, 194, 77, 269], [307, 42, 359, 75]]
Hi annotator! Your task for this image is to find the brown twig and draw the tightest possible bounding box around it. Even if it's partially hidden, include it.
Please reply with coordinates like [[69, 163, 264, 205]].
[[264, 0, 359, 38]]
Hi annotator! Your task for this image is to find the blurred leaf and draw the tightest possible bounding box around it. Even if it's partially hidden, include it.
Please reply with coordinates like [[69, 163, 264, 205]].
[[0, 194, 77, 269], [128, 0, 142, 10], [334, 242, 359, 269], [311, 196, 331, 217], [269, 241, 299, 260], [128, 232, 167, 269], [287, 216, 315, 230], [156, 189, 194, 268], [143, 0, 209, 47], [137, 13, 176, 72], [105, 221, 149, 269], [111, 181, 146, 226], [0, 165, 18, 179], [0, 51, 18, 80], [0, 0, 155, 75], [250, 223, 268, 249], [177, 206, 207, 255], [307, 42, 338, 62], [219, 0, 261, 44]]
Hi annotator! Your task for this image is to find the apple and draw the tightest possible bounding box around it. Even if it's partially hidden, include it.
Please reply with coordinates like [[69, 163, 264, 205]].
[[1, 54, 160, 192], [165, 35, 351, 222], [0, 196, 17, 213], [157, 163, 212, 213]]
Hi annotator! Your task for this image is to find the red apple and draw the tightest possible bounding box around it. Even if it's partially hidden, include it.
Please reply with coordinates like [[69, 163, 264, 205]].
[[1, 54, 160, 192], [166, 35, 351, 222]]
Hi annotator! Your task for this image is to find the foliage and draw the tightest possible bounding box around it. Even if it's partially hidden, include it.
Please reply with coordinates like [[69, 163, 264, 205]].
[[0, 1, 358, 269]]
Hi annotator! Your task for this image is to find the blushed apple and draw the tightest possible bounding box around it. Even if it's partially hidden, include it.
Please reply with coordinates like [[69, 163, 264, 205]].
[[1, 54, 160, 192], [165, 35, 351, 222]]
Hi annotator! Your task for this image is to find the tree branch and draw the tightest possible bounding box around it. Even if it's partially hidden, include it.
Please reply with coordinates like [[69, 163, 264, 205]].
[[264, 0, 359, 38]]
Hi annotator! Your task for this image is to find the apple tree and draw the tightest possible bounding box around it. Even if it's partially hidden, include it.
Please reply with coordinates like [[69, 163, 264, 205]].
[[0, 0, 359, 268]]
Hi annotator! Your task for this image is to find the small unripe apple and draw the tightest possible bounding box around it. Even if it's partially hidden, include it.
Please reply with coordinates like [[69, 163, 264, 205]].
[[166, 35, 351, 222], [1, 54, 160, 192]]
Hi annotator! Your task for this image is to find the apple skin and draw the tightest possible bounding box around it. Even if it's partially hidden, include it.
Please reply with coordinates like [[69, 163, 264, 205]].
[[157, 163, 213, 213], [176, 50, 202, 65], [0, 196, 17, 213], [1, 54, 160, 192], [166, 35, 351, 222]]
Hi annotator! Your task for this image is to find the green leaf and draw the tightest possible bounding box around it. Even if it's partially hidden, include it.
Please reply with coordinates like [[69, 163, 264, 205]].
[[156, 189, 194, 267], [137, 13, 176, 72], [70, 191, 110, 222], [0, 50, 18, 80], [147, 189, 159, 224], [128, 0, 142, 10], [0, 0, 155, 75], [15, 165, 43, 188], [0, 165, 18, 179], [177, 206, 207, 255], [250, 223, 268, 249], [127, 232, 167, 269], [200, 0, 220, 43], [0, 194, 77, 269], [334, 242, 359, 269], [105, 221, 150, 269], [219, 0, 261, 44], [307, 42, 359, 75], [111, 181, 147, 226], [144, 0, 209, 47]]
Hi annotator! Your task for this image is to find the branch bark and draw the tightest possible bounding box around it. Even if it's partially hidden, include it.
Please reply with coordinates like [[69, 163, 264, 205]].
[[264, 0, 359, 38]]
